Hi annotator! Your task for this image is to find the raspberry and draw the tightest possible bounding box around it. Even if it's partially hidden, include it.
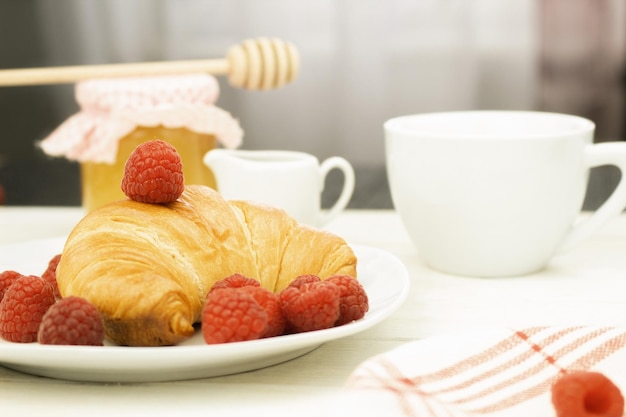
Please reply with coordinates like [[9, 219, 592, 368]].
[[210, 273, 260, 293], [202, 288, 268, 344], [121, 139, 184, 204], [0, 270, 24, 302], [41, 254, 62, 299], [279, 280, 340, 333], [0, 275, 56, 343], [239, 286, 286, 338], [551, 371, 624, 417], [287, 274, 321, 289], [326, 275, 369, 325], [38, 296, 104, 346]]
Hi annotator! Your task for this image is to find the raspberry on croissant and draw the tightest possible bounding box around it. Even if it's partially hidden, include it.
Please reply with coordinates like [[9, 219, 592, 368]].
[[56, 185, 357, 346]]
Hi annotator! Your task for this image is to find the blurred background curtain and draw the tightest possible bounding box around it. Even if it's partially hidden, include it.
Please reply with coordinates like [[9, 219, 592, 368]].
[[0, 0, 624, 207]]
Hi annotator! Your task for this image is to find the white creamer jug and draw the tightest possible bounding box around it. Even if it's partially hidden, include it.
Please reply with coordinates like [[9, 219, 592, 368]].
[[204, 149, 355, 227]]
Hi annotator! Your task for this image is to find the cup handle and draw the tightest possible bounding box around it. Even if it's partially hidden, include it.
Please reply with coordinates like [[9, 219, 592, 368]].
[[558, 142, 626, 253], [317, 157, 355, 227]]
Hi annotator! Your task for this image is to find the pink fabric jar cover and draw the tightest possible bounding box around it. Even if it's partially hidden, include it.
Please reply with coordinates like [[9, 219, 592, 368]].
[[40, 73, 244, 164]]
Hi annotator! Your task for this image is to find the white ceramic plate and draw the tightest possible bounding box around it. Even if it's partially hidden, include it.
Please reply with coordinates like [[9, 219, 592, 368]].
[[0, 238, 409, 383]]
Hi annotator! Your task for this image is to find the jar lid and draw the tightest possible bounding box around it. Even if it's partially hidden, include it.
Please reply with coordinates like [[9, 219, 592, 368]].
[[76, 73, 220, 112], [40, 74, 243, 163]]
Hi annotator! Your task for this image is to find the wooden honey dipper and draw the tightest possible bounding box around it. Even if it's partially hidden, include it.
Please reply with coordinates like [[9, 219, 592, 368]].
[[0, 37, 299, 90]]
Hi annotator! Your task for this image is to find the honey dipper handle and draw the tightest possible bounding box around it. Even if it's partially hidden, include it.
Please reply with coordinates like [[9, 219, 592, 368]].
[[0, 59, 230, 87]]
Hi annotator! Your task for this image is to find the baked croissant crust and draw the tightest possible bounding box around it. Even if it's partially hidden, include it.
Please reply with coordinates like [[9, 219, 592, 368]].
[[56, 185, 357, 346]]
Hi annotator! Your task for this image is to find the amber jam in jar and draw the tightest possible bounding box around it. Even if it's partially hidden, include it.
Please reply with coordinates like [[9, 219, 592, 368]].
[[81, 126, 218, 212], [40, 74, 243, 211]]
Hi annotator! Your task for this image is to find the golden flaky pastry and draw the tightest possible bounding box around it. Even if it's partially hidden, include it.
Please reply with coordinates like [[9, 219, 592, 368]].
[[56, 185, 357, 346]]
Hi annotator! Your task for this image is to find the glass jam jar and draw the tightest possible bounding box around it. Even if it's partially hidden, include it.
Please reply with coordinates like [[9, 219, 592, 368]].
[[40, 74, 243, 211]]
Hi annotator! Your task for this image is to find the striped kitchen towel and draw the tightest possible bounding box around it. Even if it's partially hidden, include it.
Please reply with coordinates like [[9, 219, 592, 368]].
[[342, 326, 626, 417]]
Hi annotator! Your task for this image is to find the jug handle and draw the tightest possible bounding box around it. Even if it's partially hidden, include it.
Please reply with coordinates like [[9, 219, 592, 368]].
[[317, 157, 355, 227]]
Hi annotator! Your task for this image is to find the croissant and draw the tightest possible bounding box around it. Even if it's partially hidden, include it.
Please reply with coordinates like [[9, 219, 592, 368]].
[[56, 185, 357, 346]]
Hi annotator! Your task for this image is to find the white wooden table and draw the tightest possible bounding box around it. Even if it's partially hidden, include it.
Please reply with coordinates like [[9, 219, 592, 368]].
[[1, 207, 626, 416]]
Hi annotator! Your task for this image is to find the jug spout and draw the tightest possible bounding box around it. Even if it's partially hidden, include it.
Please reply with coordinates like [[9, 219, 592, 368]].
[[203, 148, 261, 194], [203, 148, 229, 171], [203, 148, 245, 178]]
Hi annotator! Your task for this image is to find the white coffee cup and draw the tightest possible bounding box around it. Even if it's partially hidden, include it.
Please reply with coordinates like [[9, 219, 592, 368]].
[[385, 110, 626, 277], [204, 149, 355, 227]]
